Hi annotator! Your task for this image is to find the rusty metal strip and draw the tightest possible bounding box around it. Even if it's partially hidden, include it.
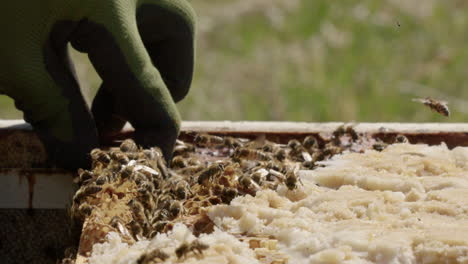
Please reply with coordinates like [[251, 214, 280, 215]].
[[3, 120, 468, 133], [180, 121, 468, 133], [98, 122, 468, 147], [178, 122, 468, 148]]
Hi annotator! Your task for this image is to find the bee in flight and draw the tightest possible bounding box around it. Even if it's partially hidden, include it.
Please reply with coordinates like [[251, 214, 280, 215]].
[[412, 97, 450, 117]]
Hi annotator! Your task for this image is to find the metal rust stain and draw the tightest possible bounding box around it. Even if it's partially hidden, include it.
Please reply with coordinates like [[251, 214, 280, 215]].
[[15, 170, 37, 209], [25, 172, 36, 210]]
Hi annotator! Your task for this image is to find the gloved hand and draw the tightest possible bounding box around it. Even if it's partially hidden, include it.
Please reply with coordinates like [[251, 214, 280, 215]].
[[0, 0, 196, 169]]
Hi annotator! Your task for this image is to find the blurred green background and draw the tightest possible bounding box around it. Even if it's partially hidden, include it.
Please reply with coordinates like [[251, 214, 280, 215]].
[[1, 0, 467, 122]]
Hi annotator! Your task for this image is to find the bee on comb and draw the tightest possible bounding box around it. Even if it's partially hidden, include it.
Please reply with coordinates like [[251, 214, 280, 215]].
[[412, 97, 450, 117]]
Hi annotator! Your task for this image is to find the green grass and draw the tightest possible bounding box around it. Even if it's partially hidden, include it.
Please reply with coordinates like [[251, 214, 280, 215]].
[[1, 0, 467, 123]]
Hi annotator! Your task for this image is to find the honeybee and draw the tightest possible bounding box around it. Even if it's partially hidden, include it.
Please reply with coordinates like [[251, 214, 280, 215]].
[[152, 208, 170, 223], [132, 171, 149, 185], [139, 148, 162, 164], [137, 249, 169, 264], [211, 183, 224, 196], [174, 180, 192, 200], [119, 139, 138, 152], [302, 160, 316, 169], [345, 126, 359, 141], [109, 215, 122, 229], [61, 258, 74, 264], [301, 151, 313, 162], [175, 239, 209, 260], [136, 165, 160, 182], [412, 97, 450, 117], [394, 134, 409, 144], [221, 188, 238, 203], [95, 173, 110, 185], [153, 147, 164, 158], [138, 181, 155, 194], [175, 242, 191, 259], [287, 139, 307, 158], [141, 197, 156, 216], [312, 151, 326, 162], [233, 148, 271, 161], [171, 155, 187, 169], [262, 141, 281, 153], [238, 174, 253, 189], [156, 158, 170, 179], [187, 157, 202, 166], [127, 152, 140, 160], [91, 149, 111, 164], [73, 184, 102, 203], [197, 163, 224, 185], [274, 148, 287, 161], [110, 150, 130, 165], [120, 165, 134, 179], [224, 136, 243, 148], [189, 240, 209, 256], [63, 247, 76, 258], [61, 247, 77, 264], [169, 200, 183, 218], [194, 133, 224, 147], [264, 161, 283, 171], [251, 169, 268, 184], [109, 215, 132, 237], [173, 143, 195, 157], [107, 160, 123, 173], [287, 139, 302, 150], [372, 142, 388, 152], [74, 203, 93, 221], [157, 193, 173, 210], [139, 149, 154, 161], [179, 164, 205, 176], [128, 219, 143, 240], [334, 124, 347, 137], [135, 160, 156, 175], [128, 199, 147, 223], [289, 148, 310, 163], [303, 136, 318, 149], [77, 169, 94, 185], [151, 220, 170, 234], [267, 169, 285, 182], [322, 143, 343, 156], [285, 169, 303, 191]]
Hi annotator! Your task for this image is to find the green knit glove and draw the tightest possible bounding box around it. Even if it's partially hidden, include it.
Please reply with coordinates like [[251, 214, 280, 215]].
[[0, 0, 196, 169]]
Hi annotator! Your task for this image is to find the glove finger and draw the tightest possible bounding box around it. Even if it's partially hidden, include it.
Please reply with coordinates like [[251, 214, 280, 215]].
[[92, 82, 127, 137], [137, 0, 196, 102]]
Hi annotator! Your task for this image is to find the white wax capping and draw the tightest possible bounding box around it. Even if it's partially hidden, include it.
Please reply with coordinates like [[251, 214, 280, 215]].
[[90, 143, 468, 264]]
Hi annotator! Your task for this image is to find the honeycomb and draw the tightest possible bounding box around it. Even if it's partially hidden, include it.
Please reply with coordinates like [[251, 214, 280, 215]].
[[68, 125, 382, 263]]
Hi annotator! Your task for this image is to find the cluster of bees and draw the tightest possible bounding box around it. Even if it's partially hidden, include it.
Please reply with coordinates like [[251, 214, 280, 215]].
[[69, 138, 213, 263], [68, 125, 406, 263]]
